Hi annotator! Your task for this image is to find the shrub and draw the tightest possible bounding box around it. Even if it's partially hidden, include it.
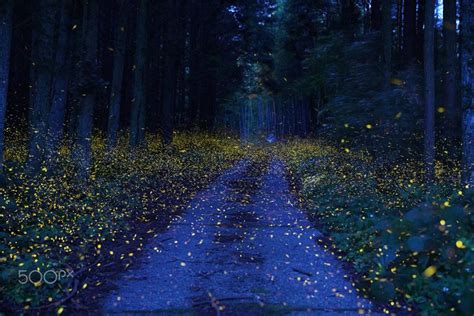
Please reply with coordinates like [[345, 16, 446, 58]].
[[278, 139, 473, 316]]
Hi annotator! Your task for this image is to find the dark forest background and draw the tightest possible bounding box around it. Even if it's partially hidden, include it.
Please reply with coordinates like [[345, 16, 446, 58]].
[[0, 0, 473, 181]]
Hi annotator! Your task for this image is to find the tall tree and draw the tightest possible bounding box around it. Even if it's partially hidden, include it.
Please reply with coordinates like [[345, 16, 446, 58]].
[[424, 0, 435, 183], [188, 0, 202, 129], [382, 0, 392, 88], [145, 0, 163, 134], [396, 0, 402, 56], [74, 0, 99, 179], [175, 0, 189, 127], [341, 0, 358, 38], [161, 0, 179, 144], [107, 0, 128, 150], [403, 0, 417, 63], [130, 0, 147, 147], [416, 0, 425, 61], [0, 0, 13, 179], [461, 0, 474, 185], [443, 0, 457, 144], [45, 0, 72, 168], [26, 0, 57, 173], [371, 0, 382, 30]]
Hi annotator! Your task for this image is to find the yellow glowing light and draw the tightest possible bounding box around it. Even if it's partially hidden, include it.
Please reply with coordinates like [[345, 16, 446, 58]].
[[423, 266, 437, 278], [456, 240, 465, 249], [439, 220, 446, 226], [390, 78, 404, 86]]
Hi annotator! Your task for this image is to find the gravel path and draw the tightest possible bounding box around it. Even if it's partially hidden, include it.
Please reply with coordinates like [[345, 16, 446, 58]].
[[103, 159, 380, 315]]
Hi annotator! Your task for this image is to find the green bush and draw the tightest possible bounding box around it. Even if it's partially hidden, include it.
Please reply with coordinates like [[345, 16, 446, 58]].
[[0, 132, 244, 312], [278, 140, 473, 316]]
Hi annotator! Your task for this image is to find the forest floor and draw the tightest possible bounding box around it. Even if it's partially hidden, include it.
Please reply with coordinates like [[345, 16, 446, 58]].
[[101, 158, 380, 315], [1, 137, 470, 315]]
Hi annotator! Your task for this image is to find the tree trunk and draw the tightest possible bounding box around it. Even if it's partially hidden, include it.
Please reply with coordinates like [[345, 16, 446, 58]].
[[396, 0, 402, 56], [66, 21, 84, 139], [403, 0, 416, 63], [461, 0, 474, 185], [341, 0, 357, 38], [146, 0, 163, 134], [161, 0, 178, 144], [371, 0, 382, 30], [463, 110, 474, 185], [45, 0, 71, 169], [107, 0, 128, 150], [130, 0, 147, 147], [416, 0, 425, 61], [423, 0, 435, 183], [382, 0, 392, 88], [26, 0, 57, 173], [443, 0, 458, 144], [74, 0, 99, 179], [188, 0, 202, 129], [175, 0, 188, 128], [0, 0, 13, 178]]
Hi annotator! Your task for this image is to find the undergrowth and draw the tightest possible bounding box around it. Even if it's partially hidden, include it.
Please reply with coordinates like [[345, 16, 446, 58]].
[[276, 139, 473, 316], [0, 132, 245, 313]]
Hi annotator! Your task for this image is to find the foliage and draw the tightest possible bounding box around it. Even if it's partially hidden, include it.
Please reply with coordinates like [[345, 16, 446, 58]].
[[0, 132, 244, 312], [277, 139, 473, 316], [302, 32, 425, 161]]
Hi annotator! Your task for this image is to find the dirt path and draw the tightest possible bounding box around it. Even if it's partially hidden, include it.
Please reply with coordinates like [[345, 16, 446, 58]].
[[103, 159, 380, 315]]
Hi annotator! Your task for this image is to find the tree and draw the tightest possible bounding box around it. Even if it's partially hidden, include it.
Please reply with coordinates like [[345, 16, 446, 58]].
[[130, 0, 147, 147], [188, 0, 203, 129], [382, 0, 392, 88], [461, 0, 474, 185], [0, 0, 13, 179], [107, 0, 128, 150], [416, 0, 425, 61], [45, 0, 72, 168], [74, 0, 99, 179], [341, 0, 358, 38], [424, 0, 435, 183], [161, 0, 179, 144], [403, 0, 416, 63], [443, 0, 457, 144], [371, 0, 382, 30], [145, 1, 164, 134], [26, 0, 57, 173]]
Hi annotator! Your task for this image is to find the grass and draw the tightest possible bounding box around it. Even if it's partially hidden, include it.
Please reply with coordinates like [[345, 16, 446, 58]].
[[275, 139, 473, 316], [1, 133, 472, 315], [0, 131, 245, 313]]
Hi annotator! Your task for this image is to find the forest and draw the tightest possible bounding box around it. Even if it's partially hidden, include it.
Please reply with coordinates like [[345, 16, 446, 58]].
[[0, 0, 473, 315]]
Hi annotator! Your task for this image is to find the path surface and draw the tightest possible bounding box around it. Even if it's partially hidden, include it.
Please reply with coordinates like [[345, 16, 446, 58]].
[[104, 159, 379, 315]]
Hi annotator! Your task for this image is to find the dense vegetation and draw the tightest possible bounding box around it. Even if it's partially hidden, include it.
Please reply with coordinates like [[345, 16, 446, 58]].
[[0, 133, 244, 312], [278, 141, 472, 315], [267, 1, 474, 314], [0, 0, 473, 315]]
